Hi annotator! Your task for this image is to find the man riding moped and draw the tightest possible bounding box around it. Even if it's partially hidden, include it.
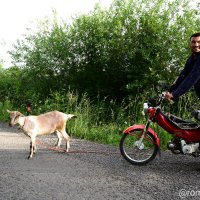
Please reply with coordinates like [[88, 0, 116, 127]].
[[119, 33, 200, 165], [164, 32, 200, 120]]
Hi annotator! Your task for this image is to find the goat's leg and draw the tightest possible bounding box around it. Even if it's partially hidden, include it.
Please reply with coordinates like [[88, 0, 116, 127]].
[[28, 141, 33, 159], [28, 137, 36, 159], [60, 131, 70, 152], [55, 131, 62, 147], [33, 144, 36, 154]]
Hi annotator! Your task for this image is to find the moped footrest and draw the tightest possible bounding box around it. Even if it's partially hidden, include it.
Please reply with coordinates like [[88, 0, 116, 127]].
[[192, 152, 200, 157]]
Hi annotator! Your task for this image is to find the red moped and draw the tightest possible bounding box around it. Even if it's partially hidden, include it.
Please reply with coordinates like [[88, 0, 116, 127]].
[[120, 93, 200, 165]]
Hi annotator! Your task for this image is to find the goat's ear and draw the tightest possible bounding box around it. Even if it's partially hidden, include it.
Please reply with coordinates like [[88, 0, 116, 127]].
[[7, 109, 11, 113], [17, 112, 24, 117]]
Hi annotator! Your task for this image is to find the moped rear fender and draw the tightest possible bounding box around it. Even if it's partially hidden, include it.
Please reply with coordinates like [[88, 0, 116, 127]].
[[123, 124, 161, 147]]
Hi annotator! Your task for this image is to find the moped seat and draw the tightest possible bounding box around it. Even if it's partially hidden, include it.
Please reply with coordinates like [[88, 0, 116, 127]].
[[167, 114, 200, 129]]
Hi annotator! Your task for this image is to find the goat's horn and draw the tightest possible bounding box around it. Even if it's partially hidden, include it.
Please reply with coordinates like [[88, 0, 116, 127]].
[[7, 109, 11, 113]]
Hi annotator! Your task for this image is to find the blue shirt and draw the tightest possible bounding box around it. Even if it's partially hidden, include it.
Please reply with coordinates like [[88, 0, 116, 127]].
[[169, 53, 200, 100]]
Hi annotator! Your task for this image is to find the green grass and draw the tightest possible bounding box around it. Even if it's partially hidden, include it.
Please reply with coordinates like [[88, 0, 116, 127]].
[[0, 100, 13, 121], [1, 90, 198, 149]]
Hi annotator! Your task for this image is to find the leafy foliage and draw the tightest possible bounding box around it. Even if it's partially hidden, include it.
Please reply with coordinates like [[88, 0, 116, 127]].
[[8, 0, 199, 104]]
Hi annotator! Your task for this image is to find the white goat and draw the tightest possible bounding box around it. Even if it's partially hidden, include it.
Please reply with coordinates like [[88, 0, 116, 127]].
[[7, 110, 76, 159]]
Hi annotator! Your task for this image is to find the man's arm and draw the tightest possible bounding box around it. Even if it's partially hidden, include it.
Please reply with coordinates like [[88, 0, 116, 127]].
[[171, 58, 200, 100], [168, 57, 192, 93]]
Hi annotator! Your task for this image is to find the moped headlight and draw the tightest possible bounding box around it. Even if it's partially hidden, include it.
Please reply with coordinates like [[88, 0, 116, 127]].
[[142, 103, 149, 115]]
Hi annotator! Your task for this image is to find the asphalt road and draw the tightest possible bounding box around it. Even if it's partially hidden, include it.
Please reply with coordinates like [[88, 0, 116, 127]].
[[0, 122, 200, 200]]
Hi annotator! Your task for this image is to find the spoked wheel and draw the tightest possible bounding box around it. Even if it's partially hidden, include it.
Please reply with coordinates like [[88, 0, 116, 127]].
[[120, 129, 159, 165]]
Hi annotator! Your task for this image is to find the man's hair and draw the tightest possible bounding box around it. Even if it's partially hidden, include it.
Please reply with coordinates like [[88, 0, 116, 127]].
[[190, 32, 200, 41]]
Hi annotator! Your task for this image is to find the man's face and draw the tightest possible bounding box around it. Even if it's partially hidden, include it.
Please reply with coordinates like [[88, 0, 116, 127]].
[[189, 36, 200, 53]]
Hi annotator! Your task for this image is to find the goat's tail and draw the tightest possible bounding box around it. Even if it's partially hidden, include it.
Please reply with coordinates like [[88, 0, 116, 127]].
[[65, 114, 77, 121]]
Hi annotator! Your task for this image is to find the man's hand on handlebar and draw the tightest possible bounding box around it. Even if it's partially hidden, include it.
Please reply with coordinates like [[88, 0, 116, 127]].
[[163, 92, 174, 104]]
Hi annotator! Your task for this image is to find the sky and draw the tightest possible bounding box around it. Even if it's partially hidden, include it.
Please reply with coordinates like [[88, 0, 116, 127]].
[[0, 0, 114, 68]]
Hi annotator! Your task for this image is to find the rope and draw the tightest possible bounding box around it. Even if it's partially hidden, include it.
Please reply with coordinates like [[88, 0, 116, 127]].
[[36, 139, 120, 155]]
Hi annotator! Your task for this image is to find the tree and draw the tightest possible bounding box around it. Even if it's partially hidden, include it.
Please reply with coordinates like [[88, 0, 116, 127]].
[[9, 0, 200, 102]]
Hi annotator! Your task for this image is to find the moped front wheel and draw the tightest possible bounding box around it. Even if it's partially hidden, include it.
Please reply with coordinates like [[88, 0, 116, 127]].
[[120, 130, 159, 165]]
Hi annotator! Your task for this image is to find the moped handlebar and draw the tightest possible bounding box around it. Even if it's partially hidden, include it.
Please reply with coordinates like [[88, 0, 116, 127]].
[[148, 93, 173, 107]]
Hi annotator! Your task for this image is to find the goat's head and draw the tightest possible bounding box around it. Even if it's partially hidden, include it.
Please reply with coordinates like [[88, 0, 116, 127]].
[[7, 110, 24, 127]]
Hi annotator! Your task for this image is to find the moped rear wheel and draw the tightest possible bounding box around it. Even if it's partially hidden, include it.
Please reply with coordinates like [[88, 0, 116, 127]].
[[120, 130, 159, 165]]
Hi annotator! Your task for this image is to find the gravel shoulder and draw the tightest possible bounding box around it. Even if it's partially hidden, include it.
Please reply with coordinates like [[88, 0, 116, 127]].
[[0, 122, 200, 200]]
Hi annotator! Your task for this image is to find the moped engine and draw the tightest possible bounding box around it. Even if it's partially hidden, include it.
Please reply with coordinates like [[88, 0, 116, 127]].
[[167, 138, 182, 154], [167, 138, 200, 156], [180, 140, 199, 155]]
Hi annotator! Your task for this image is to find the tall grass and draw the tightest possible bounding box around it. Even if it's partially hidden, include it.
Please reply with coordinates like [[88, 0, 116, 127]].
[[0, 100, 13, 121], [1, 90, 198, 149]]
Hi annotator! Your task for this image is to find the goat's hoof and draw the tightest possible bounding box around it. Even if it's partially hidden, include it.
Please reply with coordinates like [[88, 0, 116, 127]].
[[65, 149, 69, 153], [28, 156, 32, 159]]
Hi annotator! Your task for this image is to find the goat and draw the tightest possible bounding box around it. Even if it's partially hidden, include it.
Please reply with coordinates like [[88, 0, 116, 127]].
[[7, 110, 76, 159]]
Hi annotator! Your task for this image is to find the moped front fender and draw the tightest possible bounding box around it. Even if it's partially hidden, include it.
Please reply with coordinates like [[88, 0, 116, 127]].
[[123, 124, 161, 147]]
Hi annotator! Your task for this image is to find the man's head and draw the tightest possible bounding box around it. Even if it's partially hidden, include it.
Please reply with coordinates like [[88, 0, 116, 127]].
[[189, 32, 200, 53]]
